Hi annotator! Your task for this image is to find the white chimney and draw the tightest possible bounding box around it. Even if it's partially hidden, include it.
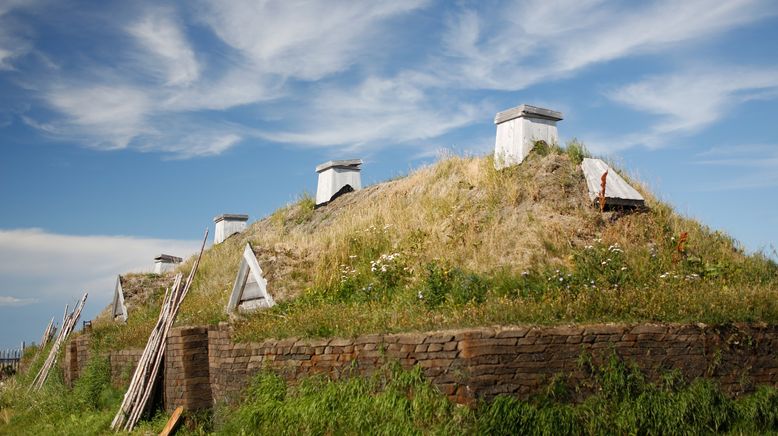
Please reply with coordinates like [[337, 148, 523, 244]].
[[213, 214, 249, 244], [494, 104, 563, 169], [315, 159, 363, 207], [153, 254, 182, 274]]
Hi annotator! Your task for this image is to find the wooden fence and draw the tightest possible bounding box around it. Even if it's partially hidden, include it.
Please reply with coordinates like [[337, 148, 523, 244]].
[[1, 348, 22, 374]]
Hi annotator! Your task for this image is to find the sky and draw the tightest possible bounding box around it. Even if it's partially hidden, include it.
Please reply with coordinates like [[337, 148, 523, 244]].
[[1, 0, 777, 349]]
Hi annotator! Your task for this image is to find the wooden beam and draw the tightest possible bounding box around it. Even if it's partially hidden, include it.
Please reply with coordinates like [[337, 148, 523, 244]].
[[159, 406, 183, 436]]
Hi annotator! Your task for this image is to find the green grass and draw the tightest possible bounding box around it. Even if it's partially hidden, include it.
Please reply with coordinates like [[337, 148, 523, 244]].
[[0, 354, 120, 435], [216, 355, 778, 435], [3, 351, 777, 434]]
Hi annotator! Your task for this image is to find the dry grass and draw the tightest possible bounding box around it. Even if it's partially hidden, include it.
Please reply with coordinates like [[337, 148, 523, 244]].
[[89, 145, 778, 349]]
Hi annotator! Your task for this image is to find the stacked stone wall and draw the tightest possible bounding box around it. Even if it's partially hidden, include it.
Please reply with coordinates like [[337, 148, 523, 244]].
[[207, 323, 778, 404], [61, 339, 79, 387], [108, 348, 143, 387], [165, 326, 212, 411], [74, 334, 90, 377], [61, 323, 778, 410]]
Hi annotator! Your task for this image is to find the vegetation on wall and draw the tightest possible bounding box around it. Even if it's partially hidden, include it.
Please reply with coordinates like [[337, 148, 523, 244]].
[[217, 356, 778, 435]]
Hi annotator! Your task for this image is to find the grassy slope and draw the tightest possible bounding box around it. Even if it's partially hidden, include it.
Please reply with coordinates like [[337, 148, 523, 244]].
[[94, 144, 778, 349]]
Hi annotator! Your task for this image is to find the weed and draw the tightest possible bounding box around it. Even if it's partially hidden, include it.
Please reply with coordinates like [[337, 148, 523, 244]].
[[565, 138, 590, 165]]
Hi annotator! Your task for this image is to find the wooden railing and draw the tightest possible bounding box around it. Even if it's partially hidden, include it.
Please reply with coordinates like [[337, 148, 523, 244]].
[[0, 348, 22, 374]]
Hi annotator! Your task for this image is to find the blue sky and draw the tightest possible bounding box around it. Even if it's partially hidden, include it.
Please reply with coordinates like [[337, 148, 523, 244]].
[[1, 0, 777, 349]]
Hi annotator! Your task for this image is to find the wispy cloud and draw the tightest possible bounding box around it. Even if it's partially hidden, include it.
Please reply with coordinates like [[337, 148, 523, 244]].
[[592, 67, 778, 151], [4, 0, 777, 158], [693, 144, 778, 190], [44, 84, 152, 150], [258, 75, 487, 150], [196, 0, 428, 80], [436, 0, 775, 90], [15, 1, 430, 157], [0, 296, 38, 307], [0, 229, 201, 308], [0, 0, 37, 70], [127, 7, 200, 86]]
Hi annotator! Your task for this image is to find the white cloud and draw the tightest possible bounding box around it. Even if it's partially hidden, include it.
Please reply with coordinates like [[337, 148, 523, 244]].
[[437, 0, 775, 90], [197, 0, 428, 80], [0, 0, 35, 70], [256, 75, 486, 149], [600, 67, 778, 150], [44, 85, 152, 149], [139, 132, 243, 159], [0, 296, 38, 307], [127, 8, 200, 86], [0, 228, 202, 310], [7, 0, 778, 158], [693, 144, 778, 190]]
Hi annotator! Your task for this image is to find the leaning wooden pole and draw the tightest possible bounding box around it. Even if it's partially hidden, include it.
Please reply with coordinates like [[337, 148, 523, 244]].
[[29, 293, 88, 391], [111, 229, 209, 432]]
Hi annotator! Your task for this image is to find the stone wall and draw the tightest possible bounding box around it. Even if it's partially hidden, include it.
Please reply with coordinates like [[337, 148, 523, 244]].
[[74, 334, 90, 377], [165, 326, 212, 411], [61, 323, 778, 410], [109, 348, 143, 387], [62, 338, 79, 387], [207, 323, 778, 405]]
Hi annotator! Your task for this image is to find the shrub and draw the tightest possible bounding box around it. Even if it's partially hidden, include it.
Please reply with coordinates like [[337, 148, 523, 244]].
[[565, 138, 589, 164], [420, 262, 488, 308]]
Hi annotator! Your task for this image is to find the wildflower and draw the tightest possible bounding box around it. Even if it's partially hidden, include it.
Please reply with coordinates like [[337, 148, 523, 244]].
[[417, 291, 424, 300]]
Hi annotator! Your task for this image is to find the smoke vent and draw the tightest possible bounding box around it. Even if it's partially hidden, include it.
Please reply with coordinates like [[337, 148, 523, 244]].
[[494, 104, 563, 169], [153, 254, 182, 274], [315, 159, 363, 207], [213, 214, 249, 244]]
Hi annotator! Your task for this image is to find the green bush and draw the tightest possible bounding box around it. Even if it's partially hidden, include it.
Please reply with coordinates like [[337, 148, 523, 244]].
[[421, 262, 488, 308], [565, 138, 589, 164]]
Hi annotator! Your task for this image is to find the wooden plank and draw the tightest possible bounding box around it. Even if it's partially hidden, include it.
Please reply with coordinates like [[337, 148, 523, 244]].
[[581, 158, 645, 208], [159, 406, 183, 436]]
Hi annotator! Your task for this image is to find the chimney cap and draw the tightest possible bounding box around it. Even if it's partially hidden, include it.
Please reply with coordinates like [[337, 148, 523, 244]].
[[213, 213, 249, 224], [495, 104, 563, 124], [316, 159, 363, 173], [154, 254, 182, 263]]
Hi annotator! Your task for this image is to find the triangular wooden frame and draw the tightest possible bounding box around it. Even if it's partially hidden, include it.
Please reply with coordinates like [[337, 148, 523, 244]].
[[227, 243, 275, 313], [112, 275, 128, 322]]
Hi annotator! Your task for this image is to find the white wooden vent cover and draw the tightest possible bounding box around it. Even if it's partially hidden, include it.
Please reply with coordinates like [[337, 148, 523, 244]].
[[112, 275, 128, 322], [227, 243, 276, 313], [581, 158, 645, 208]]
